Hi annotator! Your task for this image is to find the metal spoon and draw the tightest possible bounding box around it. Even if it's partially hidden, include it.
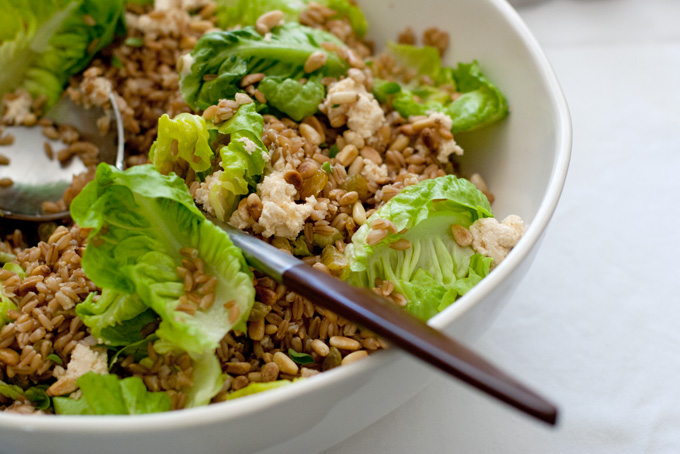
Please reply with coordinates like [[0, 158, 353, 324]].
[[0, 92, 124, 221]]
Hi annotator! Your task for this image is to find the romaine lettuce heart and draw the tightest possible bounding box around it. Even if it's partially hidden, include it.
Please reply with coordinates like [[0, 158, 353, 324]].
[[344, 175, 494, 320]]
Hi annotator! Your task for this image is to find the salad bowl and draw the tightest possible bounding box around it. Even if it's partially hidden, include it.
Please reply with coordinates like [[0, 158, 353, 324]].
[[0, 0, 570, 452]]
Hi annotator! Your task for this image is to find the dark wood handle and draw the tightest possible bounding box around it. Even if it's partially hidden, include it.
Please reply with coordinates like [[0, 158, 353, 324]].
[[283, 263, 558, 425]]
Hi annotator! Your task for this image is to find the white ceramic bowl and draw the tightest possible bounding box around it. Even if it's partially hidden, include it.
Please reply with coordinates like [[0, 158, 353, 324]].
[[0, 0, 570, 452]]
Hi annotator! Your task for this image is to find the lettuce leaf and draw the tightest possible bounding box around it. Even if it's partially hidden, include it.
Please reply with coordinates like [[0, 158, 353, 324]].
[[0, 381, 51, 410], [0, 0, 126, 108], [0, 251, 16, 263], [258, 76, 326, 122], [0, 295, 17, 327], [149, 113, 214, 176], [185, 352, 224, 407], [215, 0, 367, 37], [225, 380, 292, 400], [70, 164, 255, 357], [344, 176, 494, 320], [75, 290, 157, 347], [180, 22, 349, 120], [2, 262, 26, 278], [53, 372, 171, 415], [373, 43, 508, 134], [205, 103, 268, 220]]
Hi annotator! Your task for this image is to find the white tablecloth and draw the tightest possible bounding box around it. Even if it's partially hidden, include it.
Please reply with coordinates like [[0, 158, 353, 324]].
[[326, 0, 680, 452]]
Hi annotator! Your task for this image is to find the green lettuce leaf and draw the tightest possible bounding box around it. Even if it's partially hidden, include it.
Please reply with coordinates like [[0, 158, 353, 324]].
[[0, 0, 126, 108], [75, 290, 157, 347], [225, 380, 292, 400], [70, 164, 255, 357], [54, 372, 171, 415], [149, 113, 214, 176], [373, 43, 508, 134], [185, 352, 224, 407], [0, 251, 16, 263], [0, 381, 51, 410], [344, 176, 494, 320], [205, 103, 269, 220], [258, 76, 326, 122], [1, 295, 17, 327], [2, 262, 26, 278], [180, 22, 349, 119], [215, 0, 367, 37]]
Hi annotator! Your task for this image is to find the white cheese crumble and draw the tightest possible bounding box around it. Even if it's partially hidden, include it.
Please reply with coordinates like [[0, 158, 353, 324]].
[[321, 70, 385, 139], [194, 170, 222, 216], [257, 172, 316, 239], [427, 111, 453, 130], [469, 215, 525, 266], [237, 136, 258, 154], [47, 344, 108, 396], [178, 53, 195, 77], [437, 138, 464, 163], [229, 171, 327, 239], [361, 159, 389, 183], [420, 112, 463, 163], [1, 91, 32, 125]]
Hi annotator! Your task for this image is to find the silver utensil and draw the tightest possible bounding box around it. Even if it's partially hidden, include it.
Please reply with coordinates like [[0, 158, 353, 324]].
[[0, 92, 124, 221]]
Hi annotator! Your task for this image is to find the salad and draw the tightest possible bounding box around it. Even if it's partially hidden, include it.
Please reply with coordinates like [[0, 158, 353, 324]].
[[0, 0, 524, 415]]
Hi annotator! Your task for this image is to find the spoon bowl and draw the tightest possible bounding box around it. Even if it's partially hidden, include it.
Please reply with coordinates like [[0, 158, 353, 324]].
[[0, 92, 124, 221]]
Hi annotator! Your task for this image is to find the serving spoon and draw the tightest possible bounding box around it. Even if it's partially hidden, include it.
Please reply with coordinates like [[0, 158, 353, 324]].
[[0, 92, 124, 221], [0, 95, 558, 425]]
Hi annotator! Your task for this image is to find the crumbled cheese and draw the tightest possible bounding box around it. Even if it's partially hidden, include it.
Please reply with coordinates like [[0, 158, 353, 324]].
[[47, 344, 108, 396], [237, 137, 258, 154], [361, 159, 389, 183], [194, 170, 222, 216], [419, 112, 463, 163], [257, 172, 315, 239], [230, 172, 326, 239], [470, 215, 525, 266], [427, 111, 453, 130], [437, 138, 464, 163], [322, 76, 385, 139], [178, 53, 195, 77], [1, 91, 32, 125]]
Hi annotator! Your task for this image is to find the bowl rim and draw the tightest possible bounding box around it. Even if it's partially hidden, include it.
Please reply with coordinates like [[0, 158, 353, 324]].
[[0, 0, 572, 433]]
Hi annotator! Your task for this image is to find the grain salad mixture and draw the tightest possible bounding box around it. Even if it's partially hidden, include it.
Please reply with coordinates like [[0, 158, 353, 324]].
[[0, 0, 524, 415]]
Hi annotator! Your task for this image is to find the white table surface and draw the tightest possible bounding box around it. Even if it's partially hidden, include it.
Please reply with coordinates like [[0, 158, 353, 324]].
[[326, 0, 680, 452]]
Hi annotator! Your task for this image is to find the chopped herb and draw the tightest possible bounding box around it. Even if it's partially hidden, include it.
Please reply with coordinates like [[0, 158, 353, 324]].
[[328, 144, 339, 158], [288, 348, 314, 365], [47, 354, 63, 365], [322, 161, 332, 174], [111, 55, 123, 69], [124, 37, 144, 47]]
